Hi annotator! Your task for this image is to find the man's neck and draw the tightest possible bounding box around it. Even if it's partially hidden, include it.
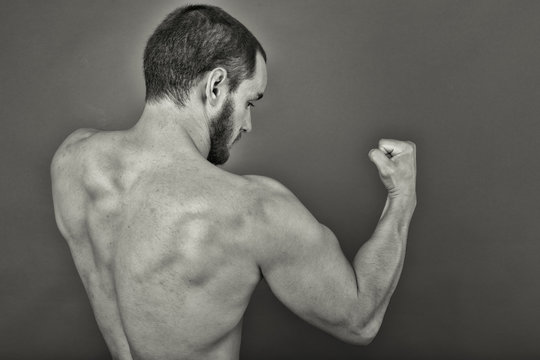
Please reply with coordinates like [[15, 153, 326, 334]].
[[131, 100, 211, 160]]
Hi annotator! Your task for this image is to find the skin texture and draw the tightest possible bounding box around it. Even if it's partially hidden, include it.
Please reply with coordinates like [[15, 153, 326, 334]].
[[51, 53, 416, 360]]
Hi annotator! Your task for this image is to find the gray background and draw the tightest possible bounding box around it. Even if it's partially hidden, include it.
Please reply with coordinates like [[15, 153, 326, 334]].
[[2, 0, 540, 359]]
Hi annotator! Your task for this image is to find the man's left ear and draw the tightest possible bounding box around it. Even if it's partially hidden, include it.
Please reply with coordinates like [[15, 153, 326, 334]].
[[205, 67, 229, 107]]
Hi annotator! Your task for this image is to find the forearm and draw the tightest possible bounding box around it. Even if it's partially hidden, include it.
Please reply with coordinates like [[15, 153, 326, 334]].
[[351, 194, 416, 333]]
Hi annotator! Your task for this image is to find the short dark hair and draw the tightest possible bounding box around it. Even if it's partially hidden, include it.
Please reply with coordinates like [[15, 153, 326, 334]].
[[143, 4, 266, 106]]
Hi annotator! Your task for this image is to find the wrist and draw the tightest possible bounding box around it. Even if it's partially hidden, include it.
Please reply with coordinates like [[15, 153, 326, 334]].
[[387, 193, 416, 213]]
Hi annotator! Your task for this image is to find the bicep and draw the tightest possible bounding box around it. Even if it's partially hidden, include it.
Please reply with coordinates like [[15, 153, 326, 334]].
[[253, 187, 360, 339]]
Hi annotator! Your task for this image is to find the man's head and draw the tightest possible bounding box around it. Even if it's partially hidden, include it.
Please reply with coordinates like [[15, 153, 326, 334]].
[[143, 4, 267, 164], [205, 52, 266, 164]]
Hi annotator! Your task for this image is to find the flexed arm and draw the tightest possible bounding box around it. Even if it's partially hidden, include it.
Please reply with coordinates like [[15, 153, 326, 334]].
[[352, 139, 417, 339], [250, 139, 416, 345]]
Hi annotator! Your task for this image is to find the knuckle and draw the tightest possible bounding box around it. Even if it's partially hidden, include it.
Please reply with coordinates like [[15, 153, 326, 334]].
[[399, 141, 415, 153], [383, 165, 396, 176]]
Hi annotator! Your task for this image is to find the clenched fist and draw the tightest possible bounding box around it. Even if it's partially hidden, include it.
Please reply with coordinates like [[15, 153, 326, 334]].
[[369, 139, 416, 199]]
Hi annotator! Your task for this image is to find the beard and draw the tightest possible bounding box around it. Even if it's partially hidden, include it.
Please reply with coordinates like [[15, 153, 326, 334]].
[[207, 96, 235, 165]]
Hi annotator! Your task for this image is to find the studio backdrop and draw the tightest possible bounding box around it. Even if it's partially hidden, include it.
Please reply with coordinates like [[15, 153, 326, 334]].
[[1, 1, 540, 359]]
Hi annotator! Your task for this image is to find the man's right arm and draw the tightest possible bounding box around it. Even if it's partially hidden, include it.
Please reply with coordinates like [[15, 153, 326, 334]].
[[249, 139, 416, 345], [51, 128, 98, 239]]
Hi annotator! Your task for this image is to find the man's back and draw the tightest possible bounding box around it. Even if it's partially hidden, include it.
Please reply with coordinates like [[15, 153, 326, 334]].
[[51, 5, 416, 359], [51, 125, 416, 360], [51, 129, 272, 360]]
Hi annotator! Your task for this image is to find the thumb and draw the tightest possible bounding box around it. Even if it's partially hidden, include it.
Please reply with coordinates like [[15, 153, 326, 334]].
[[368, 149, 392, 174]]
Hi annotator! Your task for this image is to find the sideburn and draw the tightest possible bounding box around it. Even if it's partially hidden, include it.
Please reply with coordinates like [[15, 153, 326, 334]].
[[207, 97, 234, 165]]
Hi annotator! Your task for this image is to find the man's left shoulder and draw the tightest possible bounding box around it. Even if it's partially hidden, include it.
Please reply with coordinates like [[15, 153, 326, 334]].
[[240, 175, 316, 231], [242, 175, 291, 197], [240, 175, 330, 267]]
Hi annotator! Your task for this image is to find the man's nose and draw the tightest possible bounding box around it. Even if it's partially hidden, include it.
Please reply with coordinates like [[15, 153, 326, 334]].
[[242, 117, 252, 133]]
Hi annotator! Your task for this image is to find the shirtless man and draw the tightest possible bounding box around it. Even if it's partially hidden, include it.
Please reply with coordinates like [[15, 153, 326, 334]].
[[51, 5, 416, 360]]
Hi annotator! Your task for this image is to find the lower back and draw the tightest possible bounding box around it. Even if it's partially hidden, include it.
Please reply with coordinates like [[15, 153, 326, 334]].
[[111, 174, 260, 358]]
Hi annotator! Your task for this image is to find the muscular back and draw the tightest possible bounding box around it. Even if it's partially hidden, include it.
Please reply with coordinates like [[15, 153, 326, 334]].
[[51, 129, 265, 360], [52, 128, 413, 359]]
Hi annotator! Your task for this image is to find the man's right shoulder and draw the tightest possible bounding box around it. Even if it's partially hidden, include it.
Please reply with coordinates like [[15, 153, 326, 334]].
[[51, 128, 101, 241], [50, 128, 101, 212], [51, 128, 99, 173]]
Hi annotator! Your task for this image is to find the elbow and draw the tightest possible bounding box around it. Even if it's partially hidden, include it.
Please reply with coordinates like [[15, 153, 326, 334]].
[[339, 314, 382, 346], [345, 323, 380, 346]]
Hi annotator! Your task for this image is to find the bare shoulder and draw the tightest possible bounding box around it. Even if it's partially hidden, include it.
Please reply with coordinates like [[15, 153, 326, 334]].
[[51, 128, 102, 237], [241, 175, 331, 263], [243, 175, 289, 192], [242, 175, 294, 196], [242, 175, 320, 230], [242, 175, 299, 214], [51, 128, 99, 173]]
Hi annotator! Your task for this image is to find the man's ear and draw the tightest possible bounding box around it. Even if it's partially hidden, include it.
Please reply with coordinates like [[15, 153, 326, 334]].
[[205, 67, 228, 107]]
